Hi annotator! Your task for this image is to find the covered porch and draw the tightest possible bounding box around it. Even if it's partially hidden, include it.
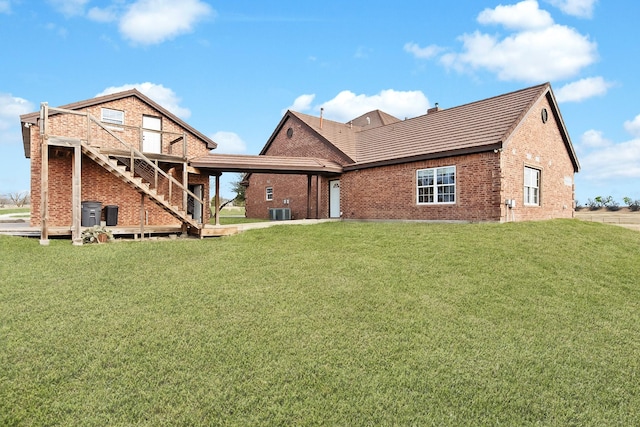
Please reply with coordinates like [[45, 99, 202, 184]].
[[190, 153, 343, 225]]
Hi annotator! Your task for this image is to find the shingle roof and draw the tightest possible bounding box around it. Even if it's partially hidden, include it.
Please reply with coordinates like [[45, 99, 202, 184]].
[[288, 111, 360, 161], [289, 82, 579, 172], [190, 153, 342, 175], [20, 89, 217, 157]]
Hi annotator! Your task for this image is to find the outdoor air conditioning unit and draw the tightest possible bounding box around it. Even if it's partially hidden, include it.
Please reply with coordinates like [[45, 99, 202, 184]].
[[269, 208, 291, 221]]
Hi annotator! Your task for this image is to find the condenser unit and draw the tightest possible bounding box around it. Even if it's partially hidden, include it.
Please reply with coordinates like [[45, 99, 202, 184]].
[[268, 208, 291, 221]]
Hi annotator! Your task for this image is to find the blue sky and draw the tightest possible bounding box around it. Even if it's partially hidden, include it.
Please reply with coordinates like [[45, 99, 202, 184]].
[[1, 0, 638, 203]]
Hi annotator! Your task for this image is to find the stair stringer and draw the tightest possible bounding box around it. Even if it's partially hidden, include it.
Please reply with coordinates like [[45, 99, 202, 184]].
[[80, 142, 200, 231]]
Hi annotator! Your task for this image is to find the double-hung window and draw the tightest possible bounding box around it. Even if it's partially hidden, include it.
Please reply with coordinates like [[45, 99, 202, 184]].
[[266, 187, 273, 201], [417, 166, 456, 204], [524, 166, 540, 205]]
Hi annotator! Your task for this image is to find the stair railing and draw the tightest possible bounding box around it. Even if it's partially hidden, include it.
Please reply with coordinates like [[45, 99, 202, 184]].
[[42, 105, 204, 220]]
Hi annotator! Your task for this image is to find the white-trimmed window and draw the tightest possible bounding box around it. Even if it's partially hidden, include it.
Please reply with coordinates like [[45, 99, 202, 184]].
[[101, 108, 124, 125], [524, 166, 540, 205], [417, 166, 456, 204], [266, 187, 273, 201]]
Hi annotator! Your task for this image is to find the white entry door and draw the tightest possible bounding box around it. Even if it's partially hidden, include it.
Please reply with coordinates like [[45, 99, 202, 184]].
[[142, 115, 162, 153], [329, 180, 340, 218]]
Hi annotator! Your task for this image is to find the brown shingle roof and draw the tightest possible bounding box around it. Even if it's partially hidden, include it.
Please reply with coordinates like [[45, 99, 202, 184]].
[[288, 83, 578, 173], [20, 89, 217, 157], [190, 153, 342, 175], [288, 111, 360, 161], [353, 83, 551, 167]]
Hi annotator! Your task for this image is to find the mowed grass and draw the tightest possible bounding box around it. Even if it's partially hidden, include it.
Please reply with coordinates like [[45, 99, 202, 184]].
[[1, 220, 639, 426]]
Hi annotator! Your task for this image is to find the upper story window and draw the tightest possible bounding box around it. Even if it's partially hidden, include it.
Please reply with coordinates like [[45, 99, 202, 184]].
[[101, 108, 124, 125], [524, 166, 540, 206], [266, 187, 273, 201], [417, 166, 456, 204]]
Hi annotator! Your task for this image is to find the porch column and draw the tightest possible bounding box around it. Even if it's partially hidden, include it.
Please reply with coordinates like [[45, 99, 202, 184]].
[[71, 144, 82, 245], [306, 175, 312, 219], [316, 175, 321, 219], [39, 103, 49, 246], [140, 193, 145, 240], [215, 173, 221, 226]]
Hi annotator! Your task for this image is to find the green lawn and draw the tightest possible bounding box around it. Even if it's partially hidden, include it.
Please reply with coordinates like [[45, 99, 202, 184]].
[[1, 220, 639, 426], [0, 207, 30, 216]]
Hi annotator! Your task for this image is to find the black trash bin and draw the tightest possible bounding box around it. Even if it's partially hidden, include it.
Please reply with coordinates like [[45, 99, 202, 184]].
[[104, 205, 118, 226], [81, 201, 102, 227]]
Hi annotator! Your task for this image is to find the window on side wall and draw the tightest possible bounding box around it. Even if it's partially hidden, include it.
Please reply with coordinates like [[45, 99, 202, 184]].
[[266, 187, 273, 201], [524, 166, 540, 206], [101, 108, 124, 125], [417, 166, 456, 204]]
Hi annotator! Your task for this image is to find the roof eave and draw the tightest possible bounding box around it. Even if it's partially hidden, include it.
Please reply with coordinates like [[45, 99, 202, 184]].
[[343, 143, 502, 171]]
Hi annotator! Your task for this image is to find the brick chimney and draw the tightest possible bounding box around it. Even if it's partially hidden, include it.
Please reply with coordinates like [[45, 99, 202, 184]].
[[427, 103, 440, 114]]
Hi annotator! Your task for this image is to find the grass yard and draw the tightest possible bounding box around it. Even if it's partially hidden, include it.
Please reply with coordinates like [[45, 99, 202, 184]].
[[1, 220, 639, 426], [0, 207, 30, 216]]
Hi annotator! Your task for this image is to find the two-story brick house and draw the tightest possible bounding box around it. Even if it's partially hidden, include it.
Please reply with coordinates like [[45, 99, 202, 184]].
[[21, 89, 218, 244], [244, 83, 580, 222]]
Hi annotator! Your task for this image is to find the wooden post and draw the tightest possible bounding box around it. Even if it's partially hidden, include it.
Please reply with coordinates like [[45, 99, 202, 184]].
[[316, 175, 321, 219], [307, 175, 312, 219], [39, 103, 49, 246], [215, 173, 221, 226], [182, 162, 188, 211], [71, 144, 82, 245], [140, 193, 145, 240]]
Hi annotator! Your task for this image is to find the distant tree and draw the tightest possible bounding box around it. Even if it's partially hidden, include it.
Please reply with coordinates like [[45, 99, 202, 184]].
[[229, 173, 246, 206], [7, 191, 30, 207]]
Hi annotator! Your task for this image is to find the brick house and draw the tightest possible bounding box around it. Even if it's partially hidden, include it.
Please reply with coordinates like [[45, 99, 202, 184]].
[[20, 89, 219, 244], [244, 83, 580, 222]]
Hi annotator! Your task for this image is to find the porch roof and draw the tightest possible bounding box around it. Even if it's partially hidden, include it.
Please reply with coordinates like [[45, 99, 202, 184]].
[[190, 153, 343, 175]]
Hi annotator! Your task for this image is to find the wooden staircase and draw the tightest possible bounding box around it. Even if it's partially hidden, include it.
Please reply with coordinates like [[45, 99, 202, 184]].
[[81, 142, 200, 231]]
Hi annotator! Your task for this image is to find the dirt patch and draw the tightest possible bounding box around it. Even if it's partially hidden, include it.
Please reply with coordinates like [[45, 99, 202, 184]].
[[575, 208, 640, 231]]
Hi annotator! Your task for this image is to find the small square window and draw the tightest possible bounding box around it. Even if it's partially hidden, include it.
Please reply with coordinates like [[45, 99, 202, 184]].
[[101, 108, 124, 125]]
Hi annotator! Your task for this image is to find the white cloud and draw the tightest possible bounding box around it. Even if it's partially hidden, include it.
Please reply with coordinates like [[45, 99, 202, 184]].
[[284, 94, 316, 115], [412, 1, 598, 83], [96, 82, 191, 119], [0, 1, 11, 14], [291, 89, 430, 123], [546, 0, 597, 18], [441, 24, 596, 82], [0, 93, 34, 143], [119, 0, 214, 45], [580, 129, 611, 148], [478, 0, 553, 30], [555, 77, 613, 103], [580, 139, 640, 180], [47, 0, 88, 16], [403, 42, 443, 59], [87, 6, 118, 23], [578, 117, 640, 182], [624, 114, 640, 138], [210, 131, 247, 154]]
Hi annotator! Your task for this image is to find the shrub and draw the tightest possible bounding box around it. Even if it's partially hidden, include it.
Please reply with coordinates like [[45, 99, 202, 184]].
[[606, 201, 621, 211], [81, 225, 114, 244], [587, 198, 602, 210], [624, 197, 640, 212]]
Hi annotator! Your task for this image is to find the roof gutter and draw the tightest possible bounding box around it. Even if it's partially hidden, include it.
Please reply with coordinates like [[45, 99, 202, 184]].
[[343, 143, 503, 172]]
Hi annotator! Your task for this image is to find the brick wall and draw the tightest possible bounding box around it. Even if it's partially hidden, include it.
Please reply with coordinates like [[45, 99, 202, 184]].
[[29, 95, 212, 227], [341, 153, 502, 221], [500, 95, 576, 221], [246, 98, 576, 223], [245, 116, 348, 219]]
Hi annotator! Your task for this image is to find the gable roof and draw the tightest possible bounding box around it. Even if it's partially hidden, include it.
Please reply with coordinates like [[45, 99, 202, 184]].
[[20, 89, 217, 157], [283, 83, 578, 173]]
